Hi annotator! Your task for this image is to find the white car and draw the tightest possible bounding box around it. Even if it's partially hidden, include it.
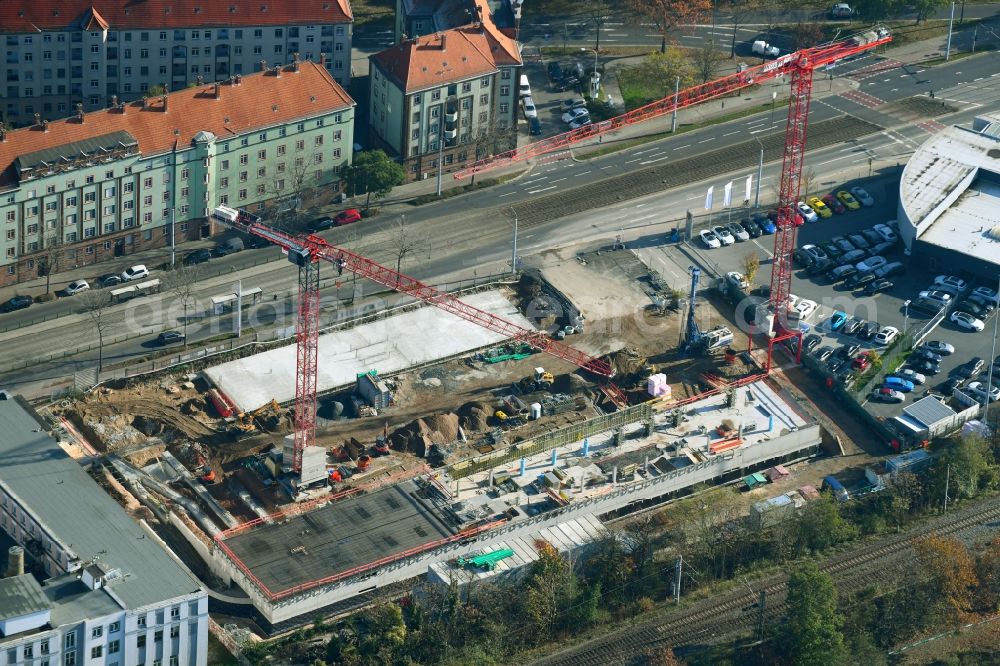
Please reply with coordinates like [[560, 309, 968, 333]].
[[727, 222, 750, 242], [65, 279, 90, 295], [787, 294, 800, 309], [874, 325, 899, 346], [872, 224, 897, 243], [562, 107, 590, 124], [802, 244, 828, 262], [700, 229, 721, 249], [971, 286, 1000, 306], [120, 264, 149, 282], [967, 382, 1000, 402], [856, 256, 887, 273], [796, 201, 818, 223], [795, 299, 818, 320], [713, 225, 735, 246], [923, 340, 956, 355], [934, 275, 967, 292], [521, 95, 538, 119], [891, 369, 926, 385], [951, 311, 985, 332], [851, 186, 875, 206], [726, 271, 749, 290]]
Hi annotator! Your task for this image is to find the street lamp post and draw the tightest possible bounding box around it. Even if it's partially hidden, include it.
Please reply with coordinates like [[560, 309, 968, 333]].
[[169, 208, 176, 268], [753, 134, 763, 209], [770, 91, 777, 126], [508, 206, 519, 275], [580, 47, 598, 98], [435, 135, 445, 197], [903, 300, 910, 338]]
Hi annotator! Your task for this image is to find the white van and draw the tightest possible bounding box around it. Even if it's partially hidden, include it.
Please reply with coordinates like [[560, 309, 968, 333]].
[[518, 74, 531, 97]]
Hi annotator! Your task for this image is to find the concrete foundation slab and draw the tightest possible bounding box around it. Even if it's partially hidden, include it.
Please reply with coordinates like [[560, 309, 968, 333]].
[[204, 290, 534, 412]]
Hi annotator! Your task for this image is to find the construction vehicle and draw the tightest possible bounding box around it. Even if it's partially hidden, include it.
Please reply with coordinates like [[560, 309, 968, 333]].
[[456, 548, 516, 571], [194, 455, 216, 483], [373, 423, 391, 456], [356, 455, 372, 472], [232, 399, 282, 435], [519, 367, 554, 392]]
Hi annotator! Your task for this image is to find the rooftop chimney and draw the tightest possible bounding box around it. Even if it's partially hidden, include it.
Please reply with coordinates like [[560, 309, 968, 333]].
[[235, 74, 242, 85], [273, 65, 281, 77], [111, 95, 118, 107], [214, 83, 221, 99], [142, 97, 149, 109], [33, 112, 41, 127], [75, 102, 84, 123], [320, 53, 327, 66], [161, 95, 168, 112], [0, 128, 6, 142], [42, 120, 49, 132], [440, 33, 446, 51], [196, 75, 204, 85], [292, 52, 301, 72], [260, 60, 267, 72], [6, 546, 24, 578]]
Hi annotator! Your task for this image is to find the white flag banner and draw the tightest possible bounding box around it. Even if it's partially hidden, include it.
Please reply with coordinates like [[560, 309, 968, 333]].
[[705, 186, 714, 211], [745, 175, 753, 202], [723, 181, 733, 207]]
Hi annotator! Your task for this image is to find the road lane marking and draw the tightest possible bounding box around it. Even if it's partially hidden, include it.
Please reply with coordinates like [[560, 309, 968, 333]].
[[724, 131, 740, 136], [550, 177, 567, 183], [672, 144, 691, 151], [698, 138, 715, 144], [528, 186, 557, 194], [640, 156, 672, 165]]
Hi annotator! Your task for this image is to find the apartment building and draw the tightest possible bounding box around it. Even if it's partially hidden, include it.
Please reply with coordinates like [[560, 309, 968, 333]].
[[369, 4, 521, 181], [394, 0, 517, 42], [0, 0, 354, 127], [0, 396, 209, 666], [0, 59, 355, 287]]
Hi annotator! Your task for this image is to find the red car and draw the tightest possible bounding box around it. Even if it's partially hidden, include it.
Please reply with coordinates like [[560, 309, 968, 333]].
[[852, 353, 871, 370], [333, 208, 362, 226], [822, 194, 846, 214]]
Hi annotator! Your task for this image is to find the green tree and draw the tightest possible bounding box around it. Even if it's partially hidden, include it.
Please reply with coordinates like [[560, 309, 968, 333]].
[[915, 535, 977, 623], [780, 561, 847, 666], [341, 150, 406, 213], [794, 495, 858, 554], [912, 0, 948, 23], [854, 0, 906, 22], [521, 541, 577, 640], [935, 436, 992, 501], [690, 40, 722, 84]]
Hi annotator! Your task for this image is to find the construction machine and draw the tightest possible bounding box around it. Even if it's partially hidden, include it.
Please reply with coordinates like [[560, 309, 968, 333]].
[[519, 367, 554, 392], [232, 399, 282, 435]]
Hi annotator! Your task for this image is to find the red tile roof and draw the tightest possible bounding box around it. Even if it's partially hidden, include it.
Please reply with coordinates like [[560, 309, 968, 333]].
[[0, 0, 352, 32], [0, 61, 354, 187], [372, 21, 520, 93]]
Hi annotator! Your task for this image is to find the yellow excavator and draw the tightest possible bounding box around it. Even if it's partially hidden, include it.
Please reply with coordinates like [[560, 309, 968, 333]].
[[232, 399, 282, 435], [519, 367, 554, 392]]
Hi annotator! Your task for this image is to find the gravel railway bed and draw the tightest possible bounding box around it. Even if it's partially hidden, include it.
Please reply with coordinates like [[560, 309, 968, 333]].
[[532, 497, 1000, 666]]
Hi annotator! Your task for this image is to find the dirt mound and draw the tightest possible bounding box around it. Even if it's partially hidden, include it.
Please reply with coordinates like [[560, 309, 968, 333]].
[[551, 373, 590, 395], [389, 412, 461, 458], [181, 398, 205, 415], [457, 401, 491, 433], [607, 347, 647, 377]]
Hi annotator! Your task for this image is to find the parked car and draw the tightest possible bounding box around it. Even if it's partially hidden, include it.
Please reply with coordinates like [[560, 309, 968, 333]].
[[0, 295, 32, 313], [874, 325, 899, 346], [858, 320, 880, 340], [183, 249, 212, 265], [820, 240, 843, 259], [839, 249, 867, 265], [919, 290, 952, 307], [943, 376, 966, 395], [803, 334, 822, 352], [861, 229, 883, 245], [700, 229, 721, 249], [569, 117, 591, 130], [796, 201, 819, 223], [547, 61, 563, 81], [851, 186, 875, 206], [851, 352, 871, 370], [871, 223, 896, 243], [562, 107, 590, 124], [832, 236, 856, 253], [856, 256, 887, 273], [827, 265, 858, 283], [959, 300, 991, 318], [726, 272, 749, 291], [845, 272, 876, 290], [713, 225, 735, 246], [795, 299, 818, 320], [807, 258, 834, 276], [912, 348, 943, 364], [847, 233, 870, 250], [521, 95, 538, 119], [332, 208, 362, 226], [966, 381, 1000, 402], [828, 311, 848, 331], [869, 240, 896, 257], [971, 286, 1000, 305], [794, 249, 815, 268], [802, 244, 828, 262], [741, 218, 762, 238], [727, 222, 750, 241], [529, 116, 543, 136], [843, 317, 863, 336], [836, 190, 861, 210], [838, 342, 861, 358], [910, 359, 942, 375], [806, 196, 832, 218], [923, 340, 955, 355], [966, 293, 996, 313], [822, 193, 846, 214], [814, 345, 835, 362], [874, 261, 906, 278], [99, 274, 122, 288], [157, 330, 186, 345], [935, 275, 967, 292], [870, 387, 905, 404], [120, 264, 149, 282], [561, 97, 586, 111], [65, 280, 90, 295], [890, 369, 926, 385], [212, 238, 245, 257], [753, 213, 776, 235], [959, 356, 985, 378], [883, 376, 915, 393], [951, 311, 985, 332], [864, 278, 893, 295]]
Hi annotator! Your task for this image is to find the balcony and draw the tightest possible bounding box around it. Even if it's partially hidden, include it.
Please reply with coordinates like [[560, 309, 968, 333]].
[[445, 111, 457, 123]]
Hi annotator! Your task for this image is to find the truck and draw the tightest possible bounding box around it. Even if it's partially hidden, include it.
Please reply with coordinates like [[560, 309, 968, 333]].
[[212, 205, 239, 224], [752, 40, 780, 58]]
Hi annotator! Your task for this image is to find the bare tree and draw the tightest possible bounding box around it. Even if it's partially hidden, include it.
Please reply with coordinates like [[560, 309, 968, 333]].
[[721, 0, 762, 58], [37, 234, 63, 296], [470, 121, 517, 185], [800, 167, 817, 200], [579, 0, 614, 50], [388, 215, 429, 285], [79, 290, 113, 373], [166, 266, 202, 346], [261, 151, 326, 231], [626, 0, 712, 53], [690, 40, 723, 84]]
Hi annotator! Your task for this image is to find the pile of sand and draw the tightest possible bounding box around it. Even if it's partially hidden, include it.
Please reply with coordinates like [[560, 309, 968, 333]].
[[457, 401, 491, 432], [389, 412, 461, 458]]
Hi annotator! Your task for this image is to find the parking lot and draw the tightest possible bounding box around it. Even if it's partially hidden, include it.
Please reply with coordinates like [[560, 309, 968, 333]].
[[517, 55, 607, 141], [685, 176, 999, 421]]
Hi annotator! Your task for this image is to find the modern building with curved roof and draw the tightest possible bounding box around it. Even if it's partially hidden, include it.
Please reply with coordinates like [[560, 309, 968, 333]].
[[898, 112, 1000, 281]]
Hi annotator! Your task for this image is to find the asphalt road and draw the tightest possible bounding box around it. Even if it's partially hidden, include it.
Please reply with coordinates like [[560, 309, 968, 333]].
[[3, 51, 1000, 395]]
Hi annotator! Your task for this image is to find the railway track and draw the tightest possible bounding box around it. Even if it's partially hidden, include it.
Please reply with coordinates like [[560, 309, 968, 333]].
[[533, 498, 1000, 666]]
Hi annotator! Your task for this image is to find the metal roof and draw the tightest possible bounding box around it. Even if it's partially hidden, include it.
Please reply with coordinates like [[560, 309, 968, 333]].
[[903, 395, 957, 427], [0, 398, 203, 610], [0, 574, 51, 625], [14, 130, 138, 174]]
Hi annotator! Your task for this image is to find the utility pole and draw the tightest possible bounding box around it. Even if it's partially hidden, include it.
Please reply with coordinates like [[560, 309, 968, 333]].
[[673, 555, 683, 604], [943, 463, 951, 513], [671, 76, 680, 133], [945, 1, 956, 61], [753, 134, 764, 209], [508, 207, 518, 275], [169, 208, 176, 268], [235, 279, 243, 338]]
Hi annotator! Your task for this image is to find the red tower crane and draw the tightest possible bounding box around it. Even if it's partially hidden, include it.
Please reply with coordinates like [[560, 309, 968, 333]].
[[218, 211, 614, 472], [456, 29, 890, 367]]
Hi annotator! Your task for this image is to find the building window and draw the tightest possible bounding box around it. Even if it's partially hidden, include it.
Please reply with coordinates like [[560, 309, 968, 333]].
[[257, 149, 266, 160], [91, 646, 102, 658], [170, 625, 180, 638], [238, 189, 247, 200], [277, 144, 286, 156], [143, 212, 152, 223], [219, 194, 229, 205], [137, 636, 146, 648], [314, 135, 324, 146], [219, 177, 229, 188], [137, 616, 146, 628], [92, 627, 103, 639], [239, 171, 248, 183], [240, 155, 248, 166], [169, 657, 179, 666], [295, 140, 305, 150], [64, 652, 75, 666], [108, 640, 120, 654], [257, 167, 266, 178]]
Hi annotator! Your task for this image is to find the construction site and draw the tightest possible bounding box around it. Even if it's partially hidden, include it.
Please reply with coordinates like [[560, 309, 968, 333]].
[[50, 237, 824, 632]]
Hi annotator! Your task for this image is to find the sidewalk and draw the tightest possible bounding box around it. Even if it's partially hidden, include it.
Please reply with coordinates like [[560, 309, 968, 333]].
[[0, 25, 987, 307]]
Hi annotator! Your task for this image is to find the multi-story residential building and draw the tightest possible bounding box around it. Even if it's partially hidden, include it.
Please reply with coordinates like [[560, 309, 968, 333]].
[[0, 0, 354, 127], [394, 0, 517, 43], [369, 7, 521, 181], [0, 396, 209, 666], [0, 59, 355, 287]]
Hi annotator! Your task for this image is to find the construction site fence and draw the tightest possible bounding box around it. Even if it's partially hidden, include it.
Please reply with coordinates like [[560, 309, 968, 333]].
[[447, 402, 654, 480], [44, 271, 515, 396], [208, 617, 251, 666]]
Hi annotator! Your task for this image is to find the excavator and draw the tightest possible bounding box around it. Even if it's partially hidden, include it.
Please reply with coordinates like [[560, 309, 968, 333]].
[[231, 399, 283, 437], [518, 367, 554, 392]]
